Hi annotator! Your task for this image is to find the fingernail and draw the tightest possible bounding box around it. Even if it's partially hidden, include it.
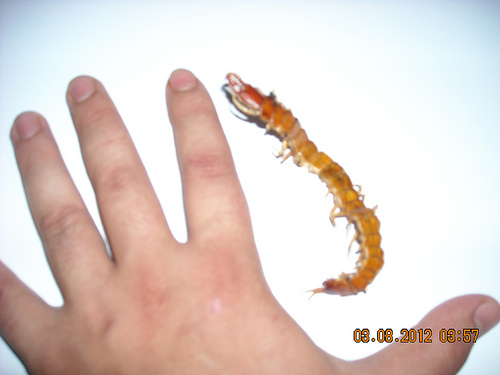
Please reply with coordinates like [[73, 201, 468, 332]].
[[13, 112, 42, 140], [169, 69, 197, 91], [474, 300, 500, 336], [68, 76, 95, 103]]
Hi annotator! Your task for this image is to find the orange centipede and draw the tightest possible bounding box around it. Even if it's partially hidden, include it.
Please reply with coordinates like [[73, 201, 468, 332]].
[[225, 73, 384, 296]]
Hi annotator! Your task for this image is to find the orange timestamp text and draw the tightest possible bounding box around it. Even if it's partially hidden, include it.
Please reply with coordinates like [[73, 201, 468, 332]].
[[353, 328, 479, 344]]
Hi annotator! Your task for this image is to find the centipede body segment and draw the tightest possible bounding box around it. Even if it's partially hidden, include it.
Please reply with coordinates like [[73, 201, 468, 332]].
[[225, 73, 384, 296]]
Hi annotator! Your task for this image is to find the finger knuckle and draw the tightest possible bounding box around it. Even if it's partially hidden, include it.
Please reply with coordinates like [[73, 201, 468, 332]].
[[39, 205, 87, 243], [95, 162, 138, 193], [184, 151, 232, 179], [79, 105, 118, 132]]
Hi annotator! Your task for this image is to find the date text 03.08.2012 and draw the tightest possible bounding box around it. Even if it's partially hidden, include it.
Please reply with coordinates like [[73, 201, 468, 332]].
[[353, 328, 479, 344]]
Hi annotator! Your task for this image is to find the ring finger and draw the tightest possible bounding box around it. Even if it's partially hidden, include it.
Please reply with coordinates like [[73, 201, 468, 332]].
[[10, 112, 112, 303]]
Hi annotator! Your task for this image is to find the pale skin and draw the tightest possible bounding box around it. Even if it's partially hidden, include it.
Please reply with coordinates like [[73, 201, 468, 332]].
[[1, 69, 499, 375]]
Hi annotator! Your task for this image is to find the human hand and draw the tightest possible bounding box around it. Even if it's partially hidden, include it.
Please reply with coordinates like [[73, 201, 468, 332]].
[[1, 69, 499, 374]]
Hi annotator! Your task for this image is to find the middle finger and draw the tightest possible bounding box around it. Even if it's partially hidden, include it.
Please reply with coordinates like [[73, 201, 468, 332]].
[[66, 76, 176, 263]]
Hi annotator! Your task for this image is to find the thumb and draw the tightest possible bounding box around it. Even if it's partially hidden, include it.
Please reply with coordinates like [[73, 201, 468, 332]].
[[357, 294, 500, 375]]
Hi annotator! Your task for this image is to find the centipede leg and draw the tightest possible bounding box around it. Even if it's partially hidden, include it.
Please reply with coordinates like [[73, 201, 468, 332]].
[[329, 206, 343, 226], [347, 231, 358, 257], [275, 140, 293, 163], [354, 185, 365, 201], [264, 117, 275, 135], [307, 286, 326, 300], [281, 153, 292, 163]]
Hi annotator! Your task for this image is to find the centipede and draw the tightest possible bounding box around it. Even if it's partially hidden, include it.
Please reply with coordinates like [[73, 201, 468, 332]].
[[225, 73, 384, 296]]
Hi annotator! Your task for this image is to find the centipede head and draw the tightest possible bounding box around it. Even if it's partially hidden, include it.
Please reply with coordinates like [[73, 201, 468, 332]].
[[226, 73, 265, 118]]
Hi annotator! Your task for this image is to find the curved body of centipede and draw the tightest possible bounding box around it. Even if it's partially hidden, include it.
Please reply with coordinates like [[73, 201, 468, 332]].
[[225, 73, 384, 296]]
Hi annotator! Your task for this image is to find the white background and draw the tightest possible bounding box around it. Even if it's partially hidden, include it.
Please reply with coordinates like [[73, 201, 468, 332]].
[[1, 1, 499, 374]]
